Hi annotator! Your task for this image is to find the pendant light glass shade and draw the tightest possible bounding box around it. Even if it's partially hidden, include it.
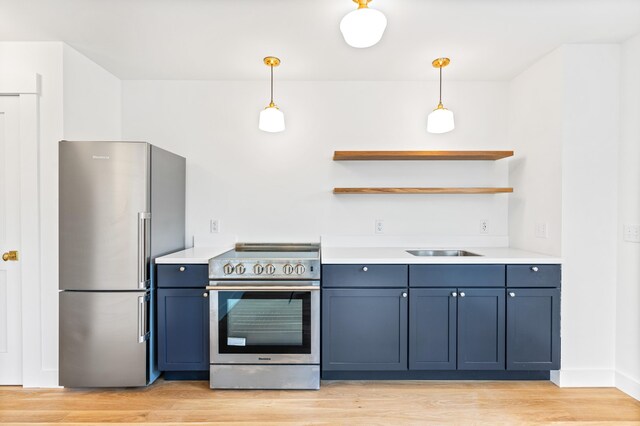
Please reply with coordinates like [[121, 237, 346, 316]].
[[427, 57, 455, 134], [427, 106, 455, 134], [340, 0, 387, 48], [259, 104, 285, 133], [259, 56, 285, 133]]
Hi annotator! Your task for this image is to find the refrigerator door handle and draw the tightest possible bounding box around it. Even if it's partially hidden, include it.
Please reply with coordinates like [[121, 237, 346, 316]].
[[138, 212, 151, 289], [138, 294, 150, 343]]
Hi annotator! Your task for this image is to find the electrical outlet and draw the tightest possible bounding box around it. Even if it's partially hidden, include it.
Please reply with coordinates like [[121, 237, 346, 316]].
[[479, 220, 489, 235], [210, 219, 220, 233], [535, 222, 548, 239], [375, 219, 384, 234], [623, 224, 640, 243]]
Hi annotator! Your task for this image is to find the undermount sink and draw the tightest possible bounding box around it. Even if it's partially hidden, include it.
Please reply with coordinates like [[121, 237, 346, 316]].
[[406, 249, 482, 257]]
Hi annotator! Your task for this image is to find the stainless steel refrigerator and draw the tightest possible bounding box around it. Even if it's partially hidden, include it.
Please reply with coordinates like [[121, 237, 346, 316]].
[[59, 141, 185, 387]]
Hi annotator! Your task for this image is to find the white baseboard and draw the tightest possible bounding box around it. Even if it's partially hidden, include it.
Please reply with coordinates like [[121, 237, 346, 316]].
[[550, 369, 615, 387], [23, 369, 60, 389], [616, 371, 640, 401]]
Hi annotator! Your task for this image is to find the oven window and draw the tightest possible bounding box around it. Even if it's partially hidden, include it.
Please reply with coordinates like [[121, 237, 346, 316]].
[[218, 291, 311, 354]]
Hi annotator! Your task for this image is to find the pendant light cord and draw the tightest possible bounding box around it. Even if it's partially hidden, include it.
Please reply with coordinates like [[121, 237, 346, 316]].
[[270, 65, 274, 105], [439, 66, 442, 105]]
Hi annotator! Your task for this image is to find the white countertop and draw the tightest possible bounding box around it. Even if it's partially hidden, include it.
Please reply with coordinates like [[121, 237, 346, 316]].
[[321, 246, 562, 264], [155, 247, 232, 264]]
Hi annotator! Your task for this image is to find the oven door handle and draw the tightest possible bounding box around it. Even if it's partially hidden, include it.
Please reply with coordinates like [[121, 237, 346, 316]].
[[207, 286, 320, 292]]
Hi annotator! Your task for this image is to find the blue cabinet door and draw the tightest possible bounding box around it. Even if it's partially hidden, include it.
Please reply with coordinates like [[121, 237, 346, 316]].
[[507, 288, 560, 370], [158, 288, 209, 371], [457, 288, 505, 370], [322, 288, 408, 371], [409, 288, 457, 370]]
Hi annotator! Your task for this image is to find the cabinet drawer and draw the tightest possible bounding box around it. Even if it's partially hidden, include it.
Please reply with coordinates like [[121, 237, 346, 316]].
[[157, 264, 209, 288], [506, 265, 561, 288], [322, 264, 408, 288], [409, 265, 505, 287]]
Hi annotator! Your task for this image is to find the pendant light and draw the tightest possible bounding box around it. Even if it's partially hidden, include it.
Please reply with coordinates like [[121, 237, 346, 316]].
[[340, 0, 387, 49], [259, 56, 285, 133], [427, 57, 455, 134]]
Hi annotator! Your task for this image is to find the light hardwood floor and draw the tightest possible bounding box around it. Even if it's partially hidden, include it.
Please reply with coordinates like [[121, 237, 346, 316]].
[[1, 379, 639, 425]]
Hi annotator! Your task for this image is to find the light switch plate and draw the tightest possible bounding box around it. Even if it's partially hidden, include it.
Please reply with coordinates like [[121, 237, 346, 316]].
[[623, 224, 640, 243], [535, 222, 548, 239]]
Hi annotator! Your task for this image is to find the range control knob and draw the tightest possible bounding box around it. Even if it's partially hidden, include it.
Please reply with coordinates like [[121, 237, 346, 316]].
[[265, 264, 276, 275], [253, 264, 264, 275], [235, 263, 246, 275], [223, 263, 234, 275], [295, 264, 306, 275], [283, 264, 294, 275]]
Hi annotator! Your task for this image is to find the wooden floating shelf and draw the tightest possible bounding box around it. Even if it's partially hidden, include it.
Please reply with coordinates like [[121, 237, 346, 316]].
[[333, 150, 514, 161], [333, 187, 514, 194]]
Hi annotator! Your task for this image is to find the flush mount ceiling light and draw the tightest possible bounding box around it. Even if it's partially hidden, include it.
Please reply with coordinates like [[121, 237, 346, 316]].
[[427, 57, 455, 134], [340, 0, 387, 48], [259, 56, 285, 133]]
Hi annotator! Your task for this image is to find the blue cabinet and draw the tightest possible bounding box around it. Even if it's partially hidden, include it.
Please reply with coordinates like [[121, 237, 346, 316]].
[[156, 263, 210, 377], [322, 288, 408, 371], [409, 288, 457, 370], [158, 288, 209, 371], [457, 288, 505, 370], [506, 288, 560, 370], [410, 288, 506, 371], [323, 262, 561, 378]]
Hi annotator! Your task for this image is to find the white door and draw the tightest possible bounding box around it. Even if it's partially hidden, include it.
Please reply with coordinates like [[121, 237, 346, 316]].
[[0, 95, 22, 384]]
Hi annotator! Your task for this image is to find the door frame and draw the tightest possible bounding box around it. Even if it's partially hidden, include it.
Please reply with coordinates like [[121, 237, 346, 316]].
[[0, 73, 46, 387]]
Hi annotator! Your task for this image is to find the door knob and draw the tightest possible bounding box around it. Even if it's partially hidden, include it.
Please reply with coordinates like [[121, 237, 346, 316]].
[[2, 250, 18, 262]]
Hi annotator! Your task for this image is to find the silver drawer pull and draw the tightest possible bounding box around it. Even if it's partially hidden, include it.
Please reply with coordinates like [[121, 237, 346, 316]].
[[459, 292, 466, 297], [451, 292, 458, 298], [203, 292, 208, 298], [531, 266, 539, 272], [362, 266, 368, 272], [401, 292, 408, 298], [209, 286, 320, 292], [179, 266, 186, 272], [509, 292, 516, 297]]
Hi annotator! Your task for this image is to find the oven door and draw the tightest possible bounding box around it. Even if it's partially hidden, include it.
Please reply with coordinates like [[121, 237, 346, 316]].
[[209, 281, 320, 364]]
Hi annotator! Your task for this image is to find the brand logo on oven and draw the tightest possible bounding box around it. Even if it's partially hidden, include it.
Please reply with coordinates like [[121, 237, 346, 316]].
[[258, 357, 271, 361]]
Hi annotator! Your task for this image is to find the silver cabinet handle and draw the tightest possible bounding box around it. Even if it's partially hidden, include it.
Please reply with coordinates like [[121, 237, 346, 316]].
[[451, 292, 458, 298], [203, 292, 208, 298], [179, 266, 186, 272], [509, 292, 516, 297], [401, 292, 408, 298], [531, 266, 539, 272], [459, 292, 466, 297], [138, 212, 151, 289], [138, 294, 149, 343], [362, 266, 368, 272]]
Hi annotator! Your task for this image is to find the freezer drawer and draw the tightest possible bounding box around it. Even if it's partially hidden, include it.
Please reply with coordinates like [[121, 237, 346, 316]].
[[59, 291, 149, 387]]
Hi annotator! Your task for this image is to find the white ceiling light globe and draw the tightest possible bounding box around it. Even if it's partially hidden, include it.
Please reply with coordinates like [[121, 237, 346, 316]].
[[427, 107, 455, 134], [259, 106, 285, 133], [340, 7, 387, 48]]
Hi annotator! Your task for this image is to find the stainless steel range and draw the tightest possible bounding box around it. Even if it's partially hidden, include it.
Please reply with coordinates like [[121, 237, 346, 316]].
[[207, 243, 320, 390]]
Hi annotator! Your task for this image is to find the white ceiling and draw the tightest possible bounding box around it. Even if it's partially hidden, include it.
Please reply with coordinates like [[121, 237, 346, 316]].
[[1, 0, 639, 81]]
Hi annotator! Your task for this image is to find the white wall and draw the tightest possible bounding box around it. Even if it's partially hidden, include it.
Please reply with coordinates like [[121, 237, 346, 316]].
[[62, 44, 122, 139], [122, 80, 511, 244], [508, 49, 563, 256], [509, 44, 622, 389], [616, 33, 640, 400], [559, 44, 620, 386], [0, 42, 121, 387]]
